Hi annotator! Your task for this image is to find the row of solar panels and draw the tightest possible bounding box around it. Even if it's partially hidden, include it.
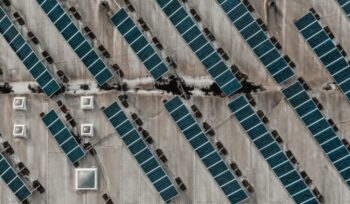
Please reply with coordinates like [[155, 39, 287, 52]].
[[41, 110, 86, 164], [229, 96, 318, 204], [110, 8, 169, 80], [164, 96, 248, 204], [213, 0, 350, 188], [155, 0, 242, 96], [0, 153, 32, 202], [337, 0, 350, 17], [36, 0, 113, 86], [102, 102, 179, 203], [283, 81, 350, 187], [0, 6, 61, 97], [216, 0, 295, 84], [294, 11, 350, 103]]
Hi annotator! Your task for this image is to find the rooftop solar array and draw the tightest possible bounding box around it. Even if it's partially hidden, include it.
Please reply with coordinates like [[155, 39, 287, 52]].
[[0, 6, 61, 97], [336, 0, 350, 17], [41, 110, 86, 164], [283, 81, 350, 187], [155, 0, 242, 96], [164, 96, 248, 204], [294, 11, 350, 103], [102, 102, 179, 203], [110, 8, 168, 80], [36, 0, 113, 86], [228, 96, 318, 204], [0, 153, 32, 202], [216, 0, 295, 84]]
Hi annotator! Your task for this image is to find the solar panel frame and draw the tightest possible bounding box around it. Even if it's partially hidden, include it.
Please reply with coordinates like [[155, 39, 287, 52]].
[[228, 95, 319, 204], [35, 0, 113, 86], [110, 8, 169, 80], [0, 6, 61, 97], [294, 11, 350, 103], [163, 96, 248, 204], [155, 0, 242, 96], [282, 81, 350, 187], [102, 102, 180, 203], [0, 153, 32, 202], [215, 0, 295, 85], [41, 110, 86, 164]]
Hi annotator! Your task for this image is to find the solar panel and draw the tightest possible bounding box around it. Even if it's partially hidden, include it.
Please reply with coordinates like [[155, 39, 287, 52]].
[[216, 0, 295, 84], [110, 9, 168, 80], [36, 0, 113, 86], [102, 102, 179, 203], [228, 96, 318, 204], [41, 110, 86, 164], [0, 153, 32, 202], [283, 81, 350, 187], [336, 0, 350, 17], [164, 96, 248, 204], [155, 0, 242, 96], [0, 6, 61, 97], [294, 11, 350, 103]]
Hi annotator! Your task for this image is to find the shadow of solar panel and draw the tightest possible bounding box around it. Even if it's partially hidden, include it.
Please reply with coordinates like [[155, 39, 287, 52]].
[[102, 102, 179, 202], [155, 0, 241, 96], [216, 0, 295, 84], [110, 9, 168, 80], [0, 154, 31, 202], [41, 110, 85, 164], [294, 11, 350, 103], [35, 0, 113, 86], [282, 82, 350, 187], [0, 6, 60, 97], [164, 96, 248, 204], [228, 96, 318, 204], [337, 0, 350, 17]]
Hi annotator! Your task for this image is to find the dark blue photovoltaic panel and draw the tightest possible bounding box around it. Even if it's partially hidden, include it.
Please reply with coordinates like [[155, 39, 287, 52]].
[[294, 11, 350, 103], [164, 96, 248, 204], [228, 96, 318, 204], [0, 6, 60, 97], [155, 0, 242, 96], [216, 0, 295, 84], [102, 102, 179, 202], [110, 9, 168, 80], [36, 0, 113, 86], [0, 153, 31, 202], [283, 82, 350, 187], [336, 0, 350, 17], [41, 110, 85, 164]]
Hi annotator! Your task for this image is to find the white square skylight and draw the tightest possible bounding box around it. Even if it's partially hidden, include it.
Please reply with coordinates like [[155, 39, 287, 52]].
[[81, 96, 94, 110], [75, 168, 98, 190]]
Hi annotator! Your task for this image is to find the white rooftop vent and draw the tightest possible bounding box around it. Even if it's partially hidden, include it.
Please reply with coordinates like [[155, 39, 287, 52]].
[[81, 96, 94, 110], [81, 124, 94, 137], [13, 97, 26, 110], [75, 168, 97, 190], [13, 124, 27, 138]]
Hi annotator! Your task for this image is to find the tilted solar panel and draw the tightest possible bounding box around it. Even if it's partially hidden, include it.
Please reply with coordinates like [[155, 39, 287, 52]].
[[155, 0, 242, 96], [294, 11, 350, 103], [36, 0, 113, 86], [216, 0, 295, 84], [0, 6, 61, 97], [283, 82, 350, 187], [110, 9, 168, 80], [41, 110, 86, 164], [336, 0, 350, 17], [102, 102, 179, 202], [164, 96, 248, 204], [0, 153, 32, 202], [229, 96, 318, 204]]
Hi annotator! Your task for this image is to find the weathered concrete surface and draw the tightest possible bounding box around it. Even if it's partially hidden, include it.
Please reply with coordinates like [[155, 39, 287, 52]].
[[0, 0, 349, 203]]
